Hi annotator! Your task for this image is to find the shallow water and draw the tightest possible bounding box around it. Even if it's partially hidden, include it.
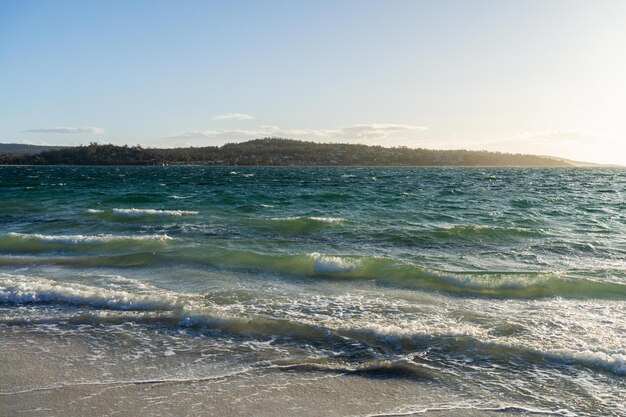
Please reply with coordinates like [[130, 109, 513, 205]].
[[0, 166, 624, 416]]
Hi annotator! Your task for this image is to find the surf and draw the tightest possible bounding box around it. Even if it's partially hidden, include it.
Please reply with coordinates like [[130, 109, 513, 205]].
[[1, 273, 623, 376], [0, 232, 173, 252], [87, 208, 198, 220]]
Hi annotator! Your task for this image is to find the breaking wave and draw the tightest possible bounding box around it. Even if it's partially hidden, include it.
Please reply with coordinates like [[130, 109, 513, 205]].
[[2, 243, 623, 299], [434, 224, 546, 240], [175, 247, 626, 300], [257, 216, 347, 233], [87, 208, 198, 220], [1, 273, 623, 376], [0, 274, 181, 311], [0, 232, 173, 252]]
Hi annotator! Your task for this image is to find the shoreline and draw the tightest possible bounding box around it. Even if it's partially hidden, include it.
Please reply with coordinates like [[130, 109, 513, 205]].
[[0, 324, 555, 417]]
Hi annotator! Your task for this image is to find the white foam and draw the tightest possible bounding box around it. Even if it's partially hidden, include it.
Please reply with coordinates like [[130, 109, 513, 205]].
[[0, 274, 180, 311], [310, 253, 360, 274], [547, 349, 626, 375], [309, 216, 346, 223], [271, 216, 346, 223], [438, 272, 538, 290], [2, 272, 624, 377], [88, 208, 198, 217], [6, 232, 173, 244]]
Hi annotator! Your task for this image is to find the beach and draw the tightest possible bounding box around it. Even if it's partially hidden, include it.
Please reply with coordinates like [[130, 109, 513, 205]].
[[2, 324, 559, 417]]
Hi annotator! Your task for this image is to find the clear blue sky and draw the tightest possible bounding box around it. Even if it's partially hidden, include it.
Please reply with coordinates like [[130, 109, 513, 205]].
[[1, 0, 625, 163]]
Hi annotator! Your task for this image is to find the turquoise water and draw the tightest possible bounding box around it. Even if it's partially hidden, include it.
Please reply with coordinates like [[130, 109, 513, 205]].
[[1, 166, 625, 415]]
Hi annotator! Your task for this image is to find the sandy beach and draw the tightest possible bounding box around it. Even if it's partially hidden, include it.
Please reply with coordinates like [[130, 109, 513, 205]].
[[1, 324, 556, 417]]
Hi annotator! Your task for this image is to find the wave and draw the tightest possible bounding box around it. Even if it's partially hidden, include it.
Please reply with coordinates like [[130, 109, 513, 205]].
[[1, 274, 623, 376], [171, 245, 626, 300], [434, 224, 545, 240], [271, 216, 346, 223], [229, 171, 255, 177], [160, 314, 626, 376], [311, 252, 360, 273], [4, 242, 621, 300], [0, 274, 181, 311], [1, 234, 623, 300], [261, 216, 347, 233], [87, 208, 198, 220], [541, 349, 626, 377], [0, 252, 162, 268], [264, 357, 433, 381], [0, 233, 173, 252]]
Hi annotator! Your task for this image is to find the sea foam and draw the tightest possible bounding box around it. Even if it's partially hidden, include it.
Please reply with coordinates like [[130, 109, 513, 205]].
[[5, 232, 172, 244], [88, 208, 199, 217], [2, 273, 624, 376], [271, 216, 347, 223], [0, 274, 180, 311], [310, 253, 360, 274]]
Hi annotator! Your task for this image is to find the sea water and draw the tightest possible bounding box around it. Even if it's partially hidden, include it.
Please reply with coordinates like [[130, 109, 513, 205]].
[[0, 166, 624, 416]]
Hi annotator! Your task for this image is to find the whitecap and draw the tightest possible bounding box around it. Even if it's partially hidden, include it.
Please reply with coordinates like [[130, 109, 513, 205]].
[[88, 208, 198, 217], [310, 253, 360, 274], [271, 216, 346, 223], [0, 274, 181, 311], [6, 232, 173, 244]]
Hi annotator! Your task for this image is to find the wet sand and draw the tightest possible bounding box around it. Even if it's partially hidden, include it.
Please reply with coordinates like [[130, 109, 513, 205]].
[[0, 326, 553, 417]]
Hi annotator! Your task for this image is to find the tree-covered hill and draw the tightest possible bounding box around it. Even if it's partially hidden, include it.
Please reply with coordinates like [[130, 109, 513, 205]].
[[0, 138, 572, 166], [0, 143, 68, 155]]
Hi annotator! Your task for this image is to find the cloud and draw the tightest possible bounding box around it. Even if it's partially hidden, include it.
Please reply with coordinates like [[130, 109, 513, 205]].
[[167, 123, 428, 144], [212, 113, 254, 121], [330, 123, 428, 140], [169, 130, 222, 139], [24, 127, 105, 134]]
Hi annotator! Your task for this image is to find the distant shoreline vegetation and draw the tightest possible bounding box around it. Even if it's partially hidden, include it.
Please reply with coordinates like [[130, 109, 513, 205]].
[[0, 138, 602, 167]]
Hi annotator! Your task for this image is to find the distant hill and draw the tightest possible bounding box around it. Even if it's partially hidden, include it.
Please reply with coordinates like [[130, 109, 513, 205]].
[[539, 155, 621, 168], [0, 143, 68, 155], [0, 138, 586, 167]]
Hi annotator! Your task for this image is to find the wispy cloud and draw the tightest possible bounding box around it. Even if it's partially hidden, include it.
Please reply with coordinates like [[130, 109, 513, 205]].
[[212, 113, 254, 121], [167, 123, 428, 143], [172, 130, 222, 139], [329, 124, 428, 140], [24, 127, 105, 134]]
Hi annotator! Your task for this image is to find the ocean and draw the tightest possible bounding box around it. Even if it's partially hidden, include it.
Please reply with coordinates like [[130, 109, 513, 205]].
[[0, 166, 624, 416]]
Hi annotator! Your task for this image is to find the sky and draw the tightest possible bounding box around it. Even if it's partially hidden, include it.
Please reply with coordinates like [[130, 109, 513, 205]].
[[1, 0, 625, 164]]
